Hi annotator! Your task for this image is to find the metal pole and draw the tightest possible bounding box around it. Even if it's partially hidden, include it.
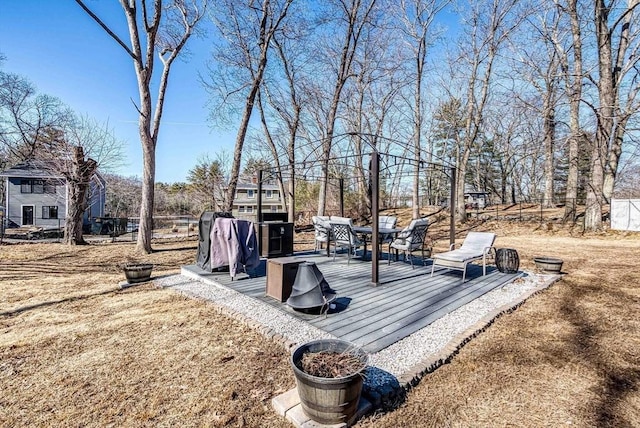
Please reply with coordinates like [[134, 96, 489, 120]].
[[257, 170, 264, 256], [257, 170, 263, 224], [449, 166, 456, 247], [371, 152, 380, 286], [339, 178, 344, 217]]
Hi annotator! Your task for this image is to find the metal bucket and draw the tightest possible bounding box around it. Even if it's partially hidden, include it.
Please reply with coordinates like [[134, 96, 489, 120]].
[[495, 248, 520, 273], [291, 339, 368, 425]]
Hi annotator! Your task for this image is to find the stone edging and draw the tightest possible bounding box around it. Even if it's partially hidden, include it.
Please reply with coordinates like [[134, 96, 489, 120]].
[[396, 274, 562, 389]]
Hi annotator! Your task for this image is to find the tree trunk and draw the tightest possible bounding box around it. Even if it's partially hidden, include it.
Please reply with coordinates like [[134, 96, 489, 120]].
[[317, 0, 376, 216], [542, 92, 555, 208], [455, 149, 470, 223], [223, 0, 292, 213], [584, 151, 605, 230], [585, 0, 637, 229], [585, 0, 613, 230], [76, 0, 205, 253], [562, 0, 582, 223], [64, 146, 97, 245], [412, 50, 423, 220], [134, 54, 156, 254], [224, 65, 267, 212], [603, 116, 628, 199], [137, 136, 155, 251]]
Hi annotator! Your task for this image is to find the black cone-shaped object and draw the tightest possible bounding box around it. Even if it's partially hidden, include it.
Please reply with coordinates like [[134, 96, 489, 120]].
[[287, 262, 337, 311]]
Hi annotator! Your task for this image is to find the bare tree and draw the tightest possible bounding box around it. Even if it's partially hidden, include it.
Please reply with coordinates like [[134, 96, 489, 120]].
[[76, 0, 207, 253], [48, 116, 125, 244], [552, 0, 584, 222], [314, 0, 379, 216], [261, 24, 309, 223], [340, 9, 403, 217], [0, 69, 124, 243], [515, 5, 564, 207], [104, 174, 142, 218], [450, 0, 519, 223], [186, 154, 227, 211], [397, 0, 450, 219], [205, 0, 293, 214], [0, 71, 73, 163], [584, 0, 640, 230]]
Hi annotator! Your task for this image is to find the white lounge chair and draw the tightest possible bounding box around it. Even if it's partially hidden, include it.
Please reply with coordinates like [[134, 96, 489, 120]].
[[430, 231, 496, 282]]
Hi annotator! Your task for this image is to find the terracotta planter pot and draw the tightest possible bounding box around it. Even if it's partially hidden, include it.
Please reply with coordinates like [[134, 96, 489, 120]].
[[122, 263, 153, 283]]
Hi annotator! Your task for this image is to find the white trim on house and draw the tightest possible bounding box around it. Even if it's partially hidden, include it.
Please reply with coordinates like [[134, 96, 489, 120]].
[[21, 204, 35, 226]]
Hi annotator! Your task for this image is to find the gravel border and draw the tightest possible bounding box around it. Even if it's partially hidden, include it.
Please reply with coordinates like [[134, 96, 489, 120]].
[[155, 270, 561, 388]]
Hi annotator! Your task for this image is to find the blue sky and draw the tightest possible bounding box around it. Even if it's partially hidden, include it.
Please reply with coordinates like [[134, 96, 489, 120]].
[[0, 1, 235, 183]]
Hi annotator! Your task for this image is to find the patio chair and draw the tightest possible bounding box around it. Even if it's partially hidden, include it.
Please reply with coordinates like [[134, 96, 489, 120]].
[[329, 221, 364, 264], [312, 216, 330, 252], [388, 218, 429, 269], [378, 215, 398, 245], [430, 231, 496, 283]]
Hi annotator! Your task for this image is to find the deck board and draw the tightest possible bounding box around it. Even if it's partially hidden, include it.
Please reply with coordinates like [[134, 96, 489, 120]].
[[182, 251, 519, 353]]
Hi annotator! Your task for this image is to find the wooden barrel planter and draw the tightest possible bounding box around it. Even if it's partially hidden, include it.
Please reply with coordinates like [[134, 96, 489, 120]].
[[290, 339, 368, 425], [122, 263, 154, 283], [495, 248, 520, 273], [533, 257, 563, 273]]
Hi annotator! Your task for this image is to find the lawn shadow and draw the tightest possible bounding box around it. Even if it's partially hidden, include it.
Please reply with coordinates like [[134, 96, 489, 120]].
[[556, 279, 639, 426]]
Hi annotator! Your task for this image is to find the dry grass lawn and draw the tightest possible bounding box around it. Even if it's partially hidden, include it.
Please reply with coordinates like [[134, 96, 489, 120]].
[[1, 216, 639, 427]]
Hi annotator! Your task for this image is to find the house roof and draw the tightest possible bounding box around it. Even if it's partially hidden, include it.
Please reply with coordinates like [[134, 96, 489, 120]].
[[235, 182, 280, 190], [0, 160, 105, 184], [0, 160, 64, 179], [463, 184, 488, 195]]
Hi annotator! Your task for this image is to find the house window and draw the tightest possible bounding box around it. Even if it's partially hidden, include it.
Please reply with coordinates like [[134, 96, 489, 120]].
[[20, 179, 48, 194], [42, 206, 58, 219], [246, 206, 253, 213], [44, 180, 57, 194], [266, 190, 273, 199], [32, 180, 44, 194], [270, 205, 278, 212], [239, 206, 246, 213], [247, 189, 255, 199]]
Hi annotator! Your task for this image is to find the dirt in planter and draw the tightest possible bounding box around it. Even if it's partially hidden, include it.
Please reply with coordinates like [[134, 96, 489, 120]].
[[301, 351, 366, 378]]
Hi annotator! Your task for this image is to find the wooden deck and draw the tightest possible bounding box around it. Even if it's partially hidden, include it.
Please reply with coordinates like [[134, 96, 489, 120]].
[[182, 251, 520, 353]]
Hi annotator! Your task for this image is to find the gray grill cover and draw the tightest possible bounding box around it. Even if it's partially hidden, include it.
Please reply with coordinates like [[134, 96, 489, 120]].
[[196, 211, 233, 272]]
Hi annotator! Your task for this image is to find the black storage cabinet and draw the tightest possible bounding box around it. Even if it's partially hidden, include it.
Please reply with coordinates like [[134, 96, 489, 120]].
[[260, 222, 294, 258], [196, 211, 233, 271]]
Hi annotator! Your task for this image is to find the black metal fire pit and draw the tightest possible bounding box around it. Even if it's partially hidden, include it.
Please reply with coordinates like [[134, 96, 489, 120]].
[[287, 262, 336, 312]]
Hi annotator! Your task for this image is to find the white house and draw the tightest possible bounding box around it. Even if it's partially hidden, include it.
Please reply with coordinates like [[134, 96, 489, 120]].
[[232, 180, 285, 222], [0, 160, 106, 229]]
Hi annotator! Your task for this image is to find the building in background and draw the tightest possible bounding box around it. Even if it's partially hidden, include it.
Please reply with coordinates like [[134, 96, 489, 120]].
[[0, 160, 106, 230], [231, 179, 285, 222]]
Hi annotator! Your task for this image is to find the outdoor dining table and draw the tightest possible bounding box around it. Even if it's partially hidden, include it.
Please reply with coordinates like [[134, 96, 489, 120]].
[[352, 226, 403, 260]]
